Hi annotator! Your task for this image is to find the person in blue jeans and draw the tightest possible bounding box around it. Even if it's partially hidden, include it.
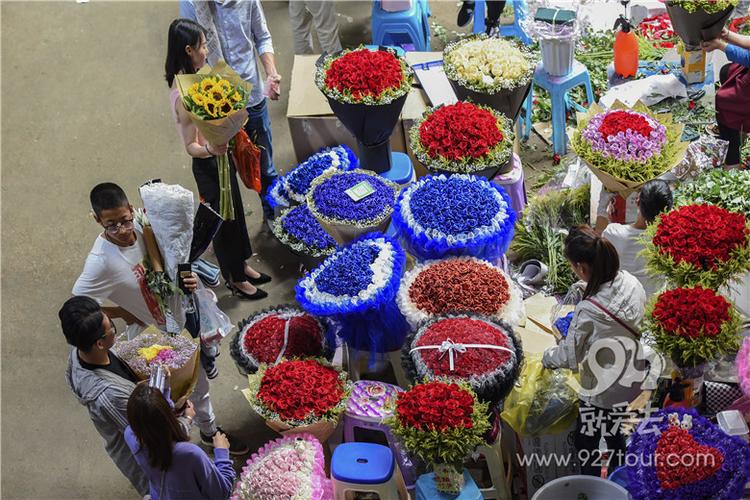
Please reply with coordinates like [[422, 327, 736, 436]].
[[125, 382, 235, 500], [180, 0, 282, 220]]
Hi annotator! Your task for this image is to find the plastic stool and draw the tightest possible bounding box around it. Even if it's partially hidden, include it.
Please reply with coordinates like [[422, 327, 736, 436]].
[[343, 381, 418, 490], [372, 0, 430, 51], [522, 60, 594, 155], [379, 152, 416, 187], [332, 443, 408, 499], [345, 343, 410, 389], [491, 153, 527, 217], [473, 0, 532, 45], [416, 470, 483, 499], [475, 437, 510, 499]]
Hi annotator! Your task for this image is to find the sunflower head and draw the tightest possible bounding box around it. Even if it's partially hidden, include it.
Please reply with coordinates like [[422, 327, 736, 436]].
[[200, 77, 217, 92], [188, 82, 200, 96], [217, 79, 232, 91], [204, 100, 219, 118], [217, 99, 234, 117], [191, 92, 206, 106], [230, 91, 242, 103], [211, 88, 226, 102]]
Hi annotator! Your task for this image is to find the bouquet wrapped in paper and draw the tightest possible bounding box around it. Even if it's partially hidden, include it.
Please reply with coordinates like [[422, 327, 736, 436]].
[[666, 0, 737, 47], [230, 305, 334, 375], [409, 102, 515, 177], [265, 177, 291, 219], [306, 169, 399, 244], [397, 257, 523, 328], [315, 46, 413, 173], [401, 314, 523, 406], [392, 174, 516, 261], [571, 100, 689, 195], [386, 381, 490, 494], [231, 433, 331, 500], [295, 233, 409, 354], [282, 145, 358, 204], [443, 35, 537, 120], [625, 407, 750, 499], [175, 61, 252, 220], [271, 204, 338, 262], [242, 358, 352, 443], [112, 326, 200, 407], [132, 209, 172, 327], [643, 203, 750, 288]]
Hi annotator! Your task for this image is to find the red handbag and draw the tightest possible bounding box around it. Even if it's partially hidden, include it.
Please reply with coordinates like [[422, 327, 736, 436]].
[[232, 129, 262, 193]]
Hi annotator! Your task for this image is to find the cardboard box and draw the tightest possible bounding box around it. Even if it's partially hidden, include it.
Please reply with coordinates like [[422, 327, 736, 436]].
[[681, 46, 707, 84], [519, 423, 580, 498], [287, 54, 412, 163]]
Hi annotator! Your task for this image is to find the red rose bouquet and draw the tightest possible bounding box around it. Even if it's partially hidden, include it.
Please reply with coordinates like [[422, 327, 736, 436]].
[[644, 203, 750, 289], [229, 306, 333, 375], [243, 358, 352, 442], [645, 286, 741, 367], [410, 102, 514, 177], [315, 46, 413, 173], [387, 381, 490, 493]]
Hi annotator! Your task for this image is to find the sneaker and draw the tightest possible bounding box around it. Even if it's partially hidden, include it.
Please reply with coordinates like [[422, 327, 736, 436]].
[[200, 427, 249, 456]]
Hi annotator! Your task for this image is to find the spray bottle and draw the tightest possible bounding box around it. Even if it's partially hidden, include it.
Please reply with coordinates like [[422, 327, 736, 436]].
[[614, 15, 639, 78]]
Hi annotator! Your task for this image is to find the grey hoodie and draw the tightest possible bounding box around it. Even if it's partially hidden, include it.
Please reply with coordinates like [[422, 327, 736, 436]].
[[65, 349, 149, 496], [543, 271, 657, 409]]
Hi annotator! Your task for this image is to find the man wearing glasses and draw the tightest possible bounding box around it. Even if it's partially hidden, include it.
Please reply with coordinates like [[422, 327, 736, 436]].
[[72, 183, 248, 457]]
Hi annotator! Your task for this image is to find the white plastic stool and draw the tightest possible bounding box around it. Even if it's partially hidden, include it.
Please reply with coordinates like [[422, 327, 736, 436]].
[[344, 343, 409, 389], [475, 435, 511, 500]]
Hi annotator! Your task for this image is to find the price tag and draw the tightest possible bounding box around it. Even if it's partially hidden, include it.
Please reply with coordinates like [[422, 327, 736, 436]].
[[345, 181, 375, 201]]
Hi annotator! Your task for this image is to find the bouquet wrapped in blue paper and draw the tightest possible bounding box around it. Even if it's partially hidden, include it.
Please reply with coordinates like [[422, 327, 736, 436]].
[[271, 203, 338, 260], [295, 232, 408, 354], [307, 169, 399, 244], [283, 145, 359, 204], [266, 177, 291, 219], [392, 174, 516, 261]]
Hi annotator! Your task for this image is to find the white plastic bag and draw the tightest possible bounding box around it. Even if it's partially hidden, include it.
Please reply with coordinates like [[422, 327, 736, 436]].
[[194, 288, 233, 346]]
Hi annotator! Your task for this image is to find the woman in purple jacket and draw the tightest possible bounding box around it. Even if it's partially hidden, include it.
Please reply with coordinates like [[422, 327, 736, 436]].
[[125, 383, 236, 500]]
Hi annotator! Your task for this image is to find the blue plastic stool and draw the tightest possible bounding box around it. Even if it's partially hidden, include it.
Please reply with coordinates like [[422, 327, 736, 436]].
[[415, 470, 483, 499], [472, 0, 532, 45], [332, 443, 405, 498], [372, 0, 431, 51], [608, 465, 630, 490], [379, 152, 416, 186], [521, 60, 594, 154]]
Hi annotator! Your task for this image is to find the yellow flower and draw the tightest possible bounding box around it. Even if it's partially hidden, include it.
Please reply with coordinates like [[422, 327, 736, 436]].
[[217, 79, 232, 91], [189, 82, 200, 96], [200, 77, 217, 92], [204, 100, 219, 118], [217, 98, 234, 117], [230, 91, 242, 102], [191, 92, 206, 106], [138, 344, 173, 363], [210, 88, 226, 102]]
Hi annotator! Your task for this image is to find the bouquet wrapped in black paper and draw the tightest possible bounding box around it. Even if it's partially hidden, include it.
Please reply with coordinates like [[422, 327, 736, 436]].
[[666, 0, 737, 47], [315, 46, 413, 174]]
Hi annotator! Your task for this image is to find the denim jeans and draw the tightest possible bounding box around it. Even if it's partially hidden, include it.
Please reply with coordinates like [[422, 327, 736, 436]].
[[245, 98, 278, 219]]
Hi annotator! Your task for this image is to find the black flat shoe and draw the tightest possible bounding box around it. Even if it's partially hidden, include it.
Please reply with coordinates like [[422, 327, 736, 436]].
[[246, 272, 272, 285], [226, 281, 268, 300], [457, 1, 475, 27]]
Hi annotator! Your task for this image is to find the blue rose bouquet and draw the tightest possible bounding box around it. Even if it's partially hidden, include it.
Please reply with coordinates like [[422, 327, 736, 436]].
[[283, 145, 359, 204], [271, 204, 338, 259], [295, 232, 409, 354], [307, 169, 399, 244], [626, 407, 750, 500], [266, 177, 291, 218], [392, 174, 516, 261]]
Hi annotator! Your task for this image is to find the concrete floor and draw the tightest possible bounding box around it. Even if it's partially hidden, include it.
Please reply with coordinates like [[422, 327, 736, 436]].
[[0, 1, 462, 498]]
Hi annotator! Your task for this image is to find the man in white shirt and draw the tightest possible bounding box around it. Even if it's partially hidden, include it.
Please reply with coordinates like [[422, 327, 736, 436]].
[[602, 180, 673, 298], [73, 183, 248, 455]]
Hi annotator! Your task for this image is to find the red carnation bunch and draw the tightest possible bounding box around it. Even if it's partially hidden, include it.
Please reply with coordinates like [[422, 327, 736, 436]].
[[652, 287, 730, 339], [418, 102, 503, 161], [395, 381, 475, 431], [415, 318, 513, 377], [598, 110, 654, 139], [647, 286, 741, 367], [324, 49, 404, 101], [255, 359, 346, 422], [650, 204, 749, 287], [408, 259, 510, 316], [242, 314, 323, 364]]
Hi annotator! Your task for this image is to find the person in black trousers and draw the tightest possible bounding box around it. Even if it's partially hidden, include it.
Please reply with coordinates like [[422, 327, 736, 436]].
[[457, 1, 507, 34], [164, 18, 270, 300]]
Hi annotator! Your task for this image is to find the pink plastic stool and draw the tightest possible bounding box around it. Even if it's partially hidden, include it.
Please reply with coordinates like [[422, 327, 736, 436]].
[[342, 380, 418, 490]]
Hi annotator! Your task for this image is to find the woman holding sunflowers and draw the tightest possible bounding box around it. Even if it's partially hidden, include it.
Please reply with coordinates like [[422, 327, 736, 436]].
[[165, 18, 269, 300]]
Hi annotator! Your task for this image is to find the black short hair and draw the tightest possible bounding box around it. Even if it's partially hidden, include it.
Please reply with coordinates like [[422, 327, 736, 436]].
[[639, 180, 673, 223], [90, 183, 129, 217], [58, 296, 105, 352]]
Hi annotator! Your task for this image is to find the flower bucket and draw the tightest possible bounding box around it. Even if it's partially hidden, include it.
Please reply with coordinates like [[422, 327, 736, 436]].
[[540, 37, 575, 77], [433, 463, 464, 493], [673, 363, 707, 408], [665, 2, 735, 47], [448, 78, 532, 122]]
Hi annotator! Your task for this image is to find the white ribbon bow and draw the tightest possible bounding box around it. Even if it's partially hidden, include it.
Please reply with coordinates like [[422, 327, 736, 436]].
[[410, 337, 514, 371]]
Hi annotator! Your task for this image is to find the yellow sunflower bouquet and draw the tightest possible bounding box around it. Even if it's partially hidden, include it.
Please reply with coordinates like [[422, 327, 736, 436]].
[[176, 61, 252, 220]]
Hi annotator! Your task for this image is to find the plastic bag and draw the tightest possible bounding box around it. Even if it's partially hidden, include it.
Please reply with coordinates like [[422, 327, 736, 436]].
[[233, 129, 262, 193], [501, 355, 579, 436], [194, 288, 233, 346], [550, 283, 584, 339]]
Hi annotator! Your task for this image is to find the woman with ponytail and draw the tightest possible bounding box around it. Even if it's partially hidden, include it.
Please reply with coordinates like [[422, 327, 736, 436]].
[[543, 225, 656, 476]]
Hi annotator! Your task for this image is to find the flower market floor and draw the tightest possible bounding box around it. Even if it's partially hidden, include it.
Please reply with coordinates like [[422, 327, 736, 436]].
[[1, 1, 732, 498]]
